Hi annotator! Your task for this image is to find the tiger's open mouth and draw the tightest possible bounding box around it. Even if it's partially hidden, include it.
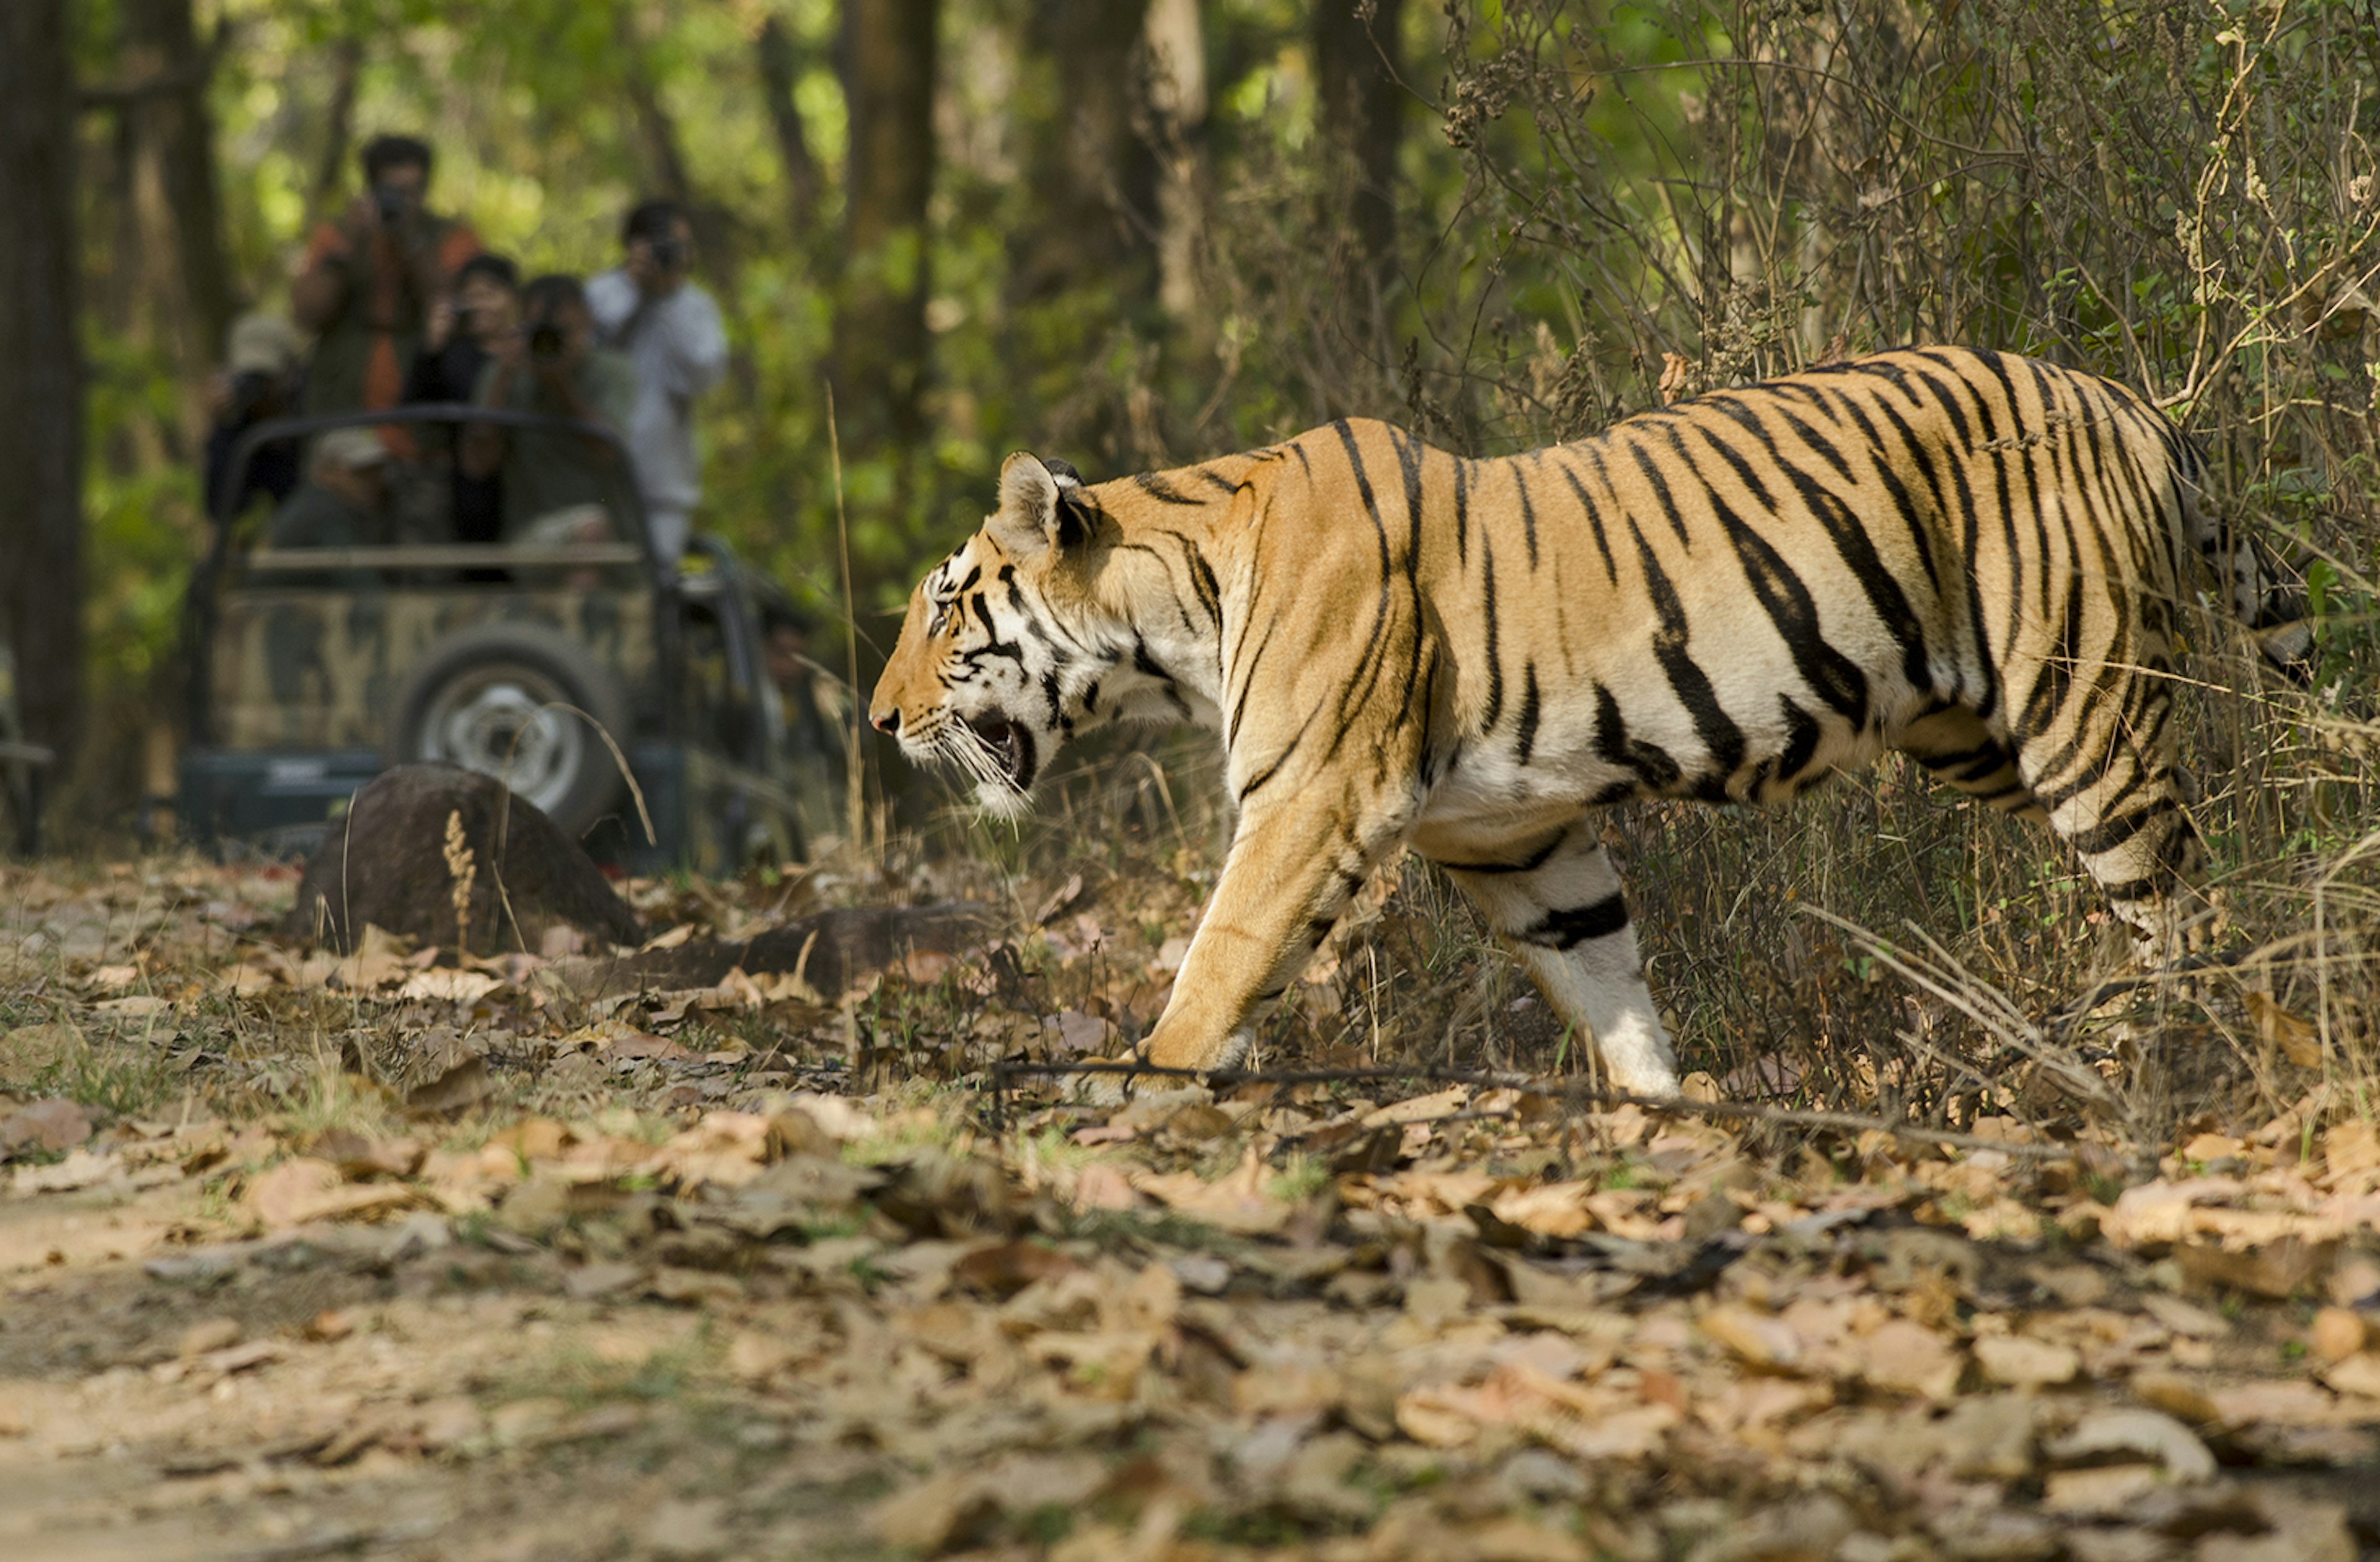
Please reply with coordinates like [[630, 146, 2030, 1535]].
[[967, 713, 1036, 790]]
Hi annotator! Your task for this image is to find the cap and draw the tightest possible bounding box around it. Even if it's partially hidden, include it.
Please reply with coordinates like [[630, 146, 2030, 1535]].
[[314, 428, 392, 471], [226, 312, 306, 377]]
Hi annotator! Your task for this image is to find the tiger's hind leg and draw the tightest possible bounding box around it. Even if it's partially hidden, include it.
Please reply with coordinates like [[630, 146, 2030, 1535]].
[[1895, 705, 2046, 822], [2011, 684, 2219, 964], [1434, 820, 1680, 1097]]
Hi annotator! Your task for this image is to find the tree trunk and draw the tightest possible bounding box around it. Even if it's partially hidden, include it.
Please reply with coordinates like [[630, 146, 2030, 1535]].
[[0, 0, 86, 772], [612, 0, 739, 300], [1142, 0, 1209, 325], [834, 0, 939, 467], [1312, 0, 1406, 303], [1013, 0, 1157, 306], [120, 0, 235, 446], [756, 15, 824, 249], [302, 35, 364, 234]]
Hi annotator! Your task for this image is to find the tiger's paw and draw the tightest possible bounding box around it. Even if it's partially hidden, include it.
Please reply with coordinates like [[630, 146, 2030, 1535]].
[[1066, 1051, 1150, 1108]]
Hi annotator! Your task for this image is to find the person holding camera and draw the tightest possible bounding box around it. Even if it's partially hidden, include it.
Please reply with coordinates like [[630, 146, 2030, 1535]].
[[291, 134, 482, 418], [586, 198, 727, 565], [460, 274, 637, 543], [202, 312, 307, 521], [405, 253, 521, 405], [404, 254, 521, 544]]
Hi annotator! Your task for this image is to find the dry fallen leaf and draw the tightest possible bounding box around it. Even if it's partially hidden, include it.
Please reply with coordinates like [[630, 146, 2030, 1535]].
[[14, 1149, 120, 1194], [0, 1098, 92, 1156], [1856, 1319, 1963, 1401], [606, 1031, 700, 1062], [335, 924, 415, 989], [2047, 1408, 2216, 1483], [2320, 1351, 2380, 1400], [642, 1111, 789, 1189], [397, 968, 502, 1004], [2311, 1307, 2369, 1364], [1973, 1331, 2081, 1388], [1700, 1303, 1803, 1371], [2245, 991, 2322, 1068], [951, 1239, 1082, 1300], [405, 1057, 497, 1118], [248, 1157, 418, 1228], [2322, 1120, 2380, 1181]]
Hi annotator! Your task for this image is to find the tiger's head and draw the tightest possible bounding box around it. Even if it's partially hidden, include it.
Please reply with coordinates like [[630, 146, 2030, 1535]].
[[870, 452, 1109, 818]]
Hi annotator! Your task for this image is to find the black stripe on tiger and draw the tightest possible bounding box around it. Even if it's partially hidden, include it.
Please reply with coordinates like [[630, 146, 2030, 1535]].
[[1518, 893, 1631, 951], [1628, 516, 1747, 798], [1132, 471, 1204, 506]]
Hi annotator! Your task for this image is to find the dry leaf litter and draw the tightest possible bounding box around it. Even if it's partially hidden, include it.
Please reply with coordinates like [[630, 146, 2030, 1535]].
[[0, 855, 2375, 1561]]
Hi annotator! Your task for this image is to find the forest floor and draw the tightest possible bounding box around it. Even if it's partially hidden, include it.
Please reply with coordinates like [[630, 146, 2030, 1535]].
[[2, 852, 2378, 1562]]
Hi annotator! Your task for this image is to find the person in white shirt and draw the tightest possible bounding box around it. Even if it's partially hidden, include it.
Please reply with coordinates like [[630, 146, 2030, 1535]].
[[585, 199, 728, 567]]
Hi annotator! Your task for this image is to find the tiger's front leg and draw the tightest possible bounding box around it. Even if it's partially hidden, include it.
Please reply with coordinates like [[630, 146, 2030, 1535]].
[[1434, 820, 1680, 1097], [1135, 786, 1412, 1076]]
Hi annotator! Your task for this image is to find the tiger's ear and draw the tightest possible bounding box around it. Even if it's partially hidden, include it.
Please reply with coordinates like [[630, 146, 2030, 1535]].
[[989, 451, 1087, 561]]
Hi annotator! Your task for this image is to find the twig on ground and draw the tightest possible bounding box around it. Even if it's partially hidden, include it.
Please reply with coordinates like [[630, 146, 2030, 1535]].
[[981, 1057, 2084, 1160]]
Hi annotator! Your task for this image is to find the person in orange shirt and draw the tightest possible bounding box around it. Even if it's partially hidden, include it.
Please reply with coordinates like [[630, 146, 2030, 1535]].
[[291, 135, 481, 418]]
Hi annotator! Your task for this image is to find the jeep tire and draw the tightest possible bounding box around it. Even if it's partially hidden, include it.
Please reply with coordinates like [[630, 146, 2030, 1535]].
[[390, 623, 632, 837]]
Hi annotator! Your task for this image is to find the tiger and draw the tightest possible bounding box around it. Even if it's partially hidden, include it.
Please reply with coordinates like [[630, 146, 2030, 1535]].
[[869, 346, 2304, 1097]]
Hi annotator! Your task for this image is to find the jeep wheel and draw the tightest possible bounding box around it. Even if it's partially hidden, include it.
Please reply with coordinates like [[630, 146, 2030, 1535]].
[[391, 624, 631, 836]]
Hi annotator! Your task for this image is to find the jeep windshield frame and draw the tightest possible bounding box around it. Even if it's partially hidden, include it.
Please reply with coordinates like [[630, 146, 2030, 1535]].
[[187, 405, 669, 749], [205, 403, 653, 548]]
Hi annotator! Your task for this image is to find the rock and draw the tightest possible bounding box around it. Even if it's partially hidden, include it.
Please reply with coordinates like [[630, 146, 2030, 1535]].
[[281, 764, 642, 956]]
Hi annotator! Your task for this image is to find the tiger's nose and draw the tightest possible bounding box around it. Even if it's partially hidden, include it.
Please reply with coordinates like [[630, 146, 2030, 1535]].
[[871, 707, 901, 735]]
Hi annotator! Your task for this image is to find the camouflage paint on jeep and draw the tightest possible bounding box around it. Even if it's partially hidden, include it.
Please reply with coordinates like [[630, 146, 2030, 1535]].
[[212, 586, 657, 750]]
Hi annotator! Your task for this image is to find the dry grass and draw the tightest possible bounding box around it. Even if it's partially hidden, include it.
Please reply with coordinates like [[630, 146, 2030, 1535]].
[[878, 628, 2380, 1164]]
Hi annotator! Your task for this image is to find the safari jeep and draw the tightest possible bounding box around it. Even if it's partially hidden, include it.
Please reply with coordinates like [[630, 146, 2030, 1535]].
[[180, 406, 847, 871]]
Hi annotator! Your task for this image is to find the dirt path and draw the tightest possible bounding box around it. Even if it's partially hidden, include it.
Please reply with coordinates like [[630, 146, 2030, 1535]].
[[4, 861, 2379, 1560]]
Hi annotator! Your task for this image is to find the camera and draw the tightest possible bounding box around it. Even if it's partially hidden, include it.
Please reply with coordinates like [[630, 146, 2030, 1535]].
[[527, 320, 566, 361], [648, 235, 686, 272], [371, 183, 410, 227], [227, 369, 280, 423]]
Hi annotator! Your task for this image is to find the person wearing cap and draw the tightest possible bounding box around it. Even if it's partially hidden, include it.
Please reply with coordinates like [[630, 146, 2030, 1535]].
[[268, 428, 395, 554], [203, 312, 307, 521], [291, 134, 482, 418]]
